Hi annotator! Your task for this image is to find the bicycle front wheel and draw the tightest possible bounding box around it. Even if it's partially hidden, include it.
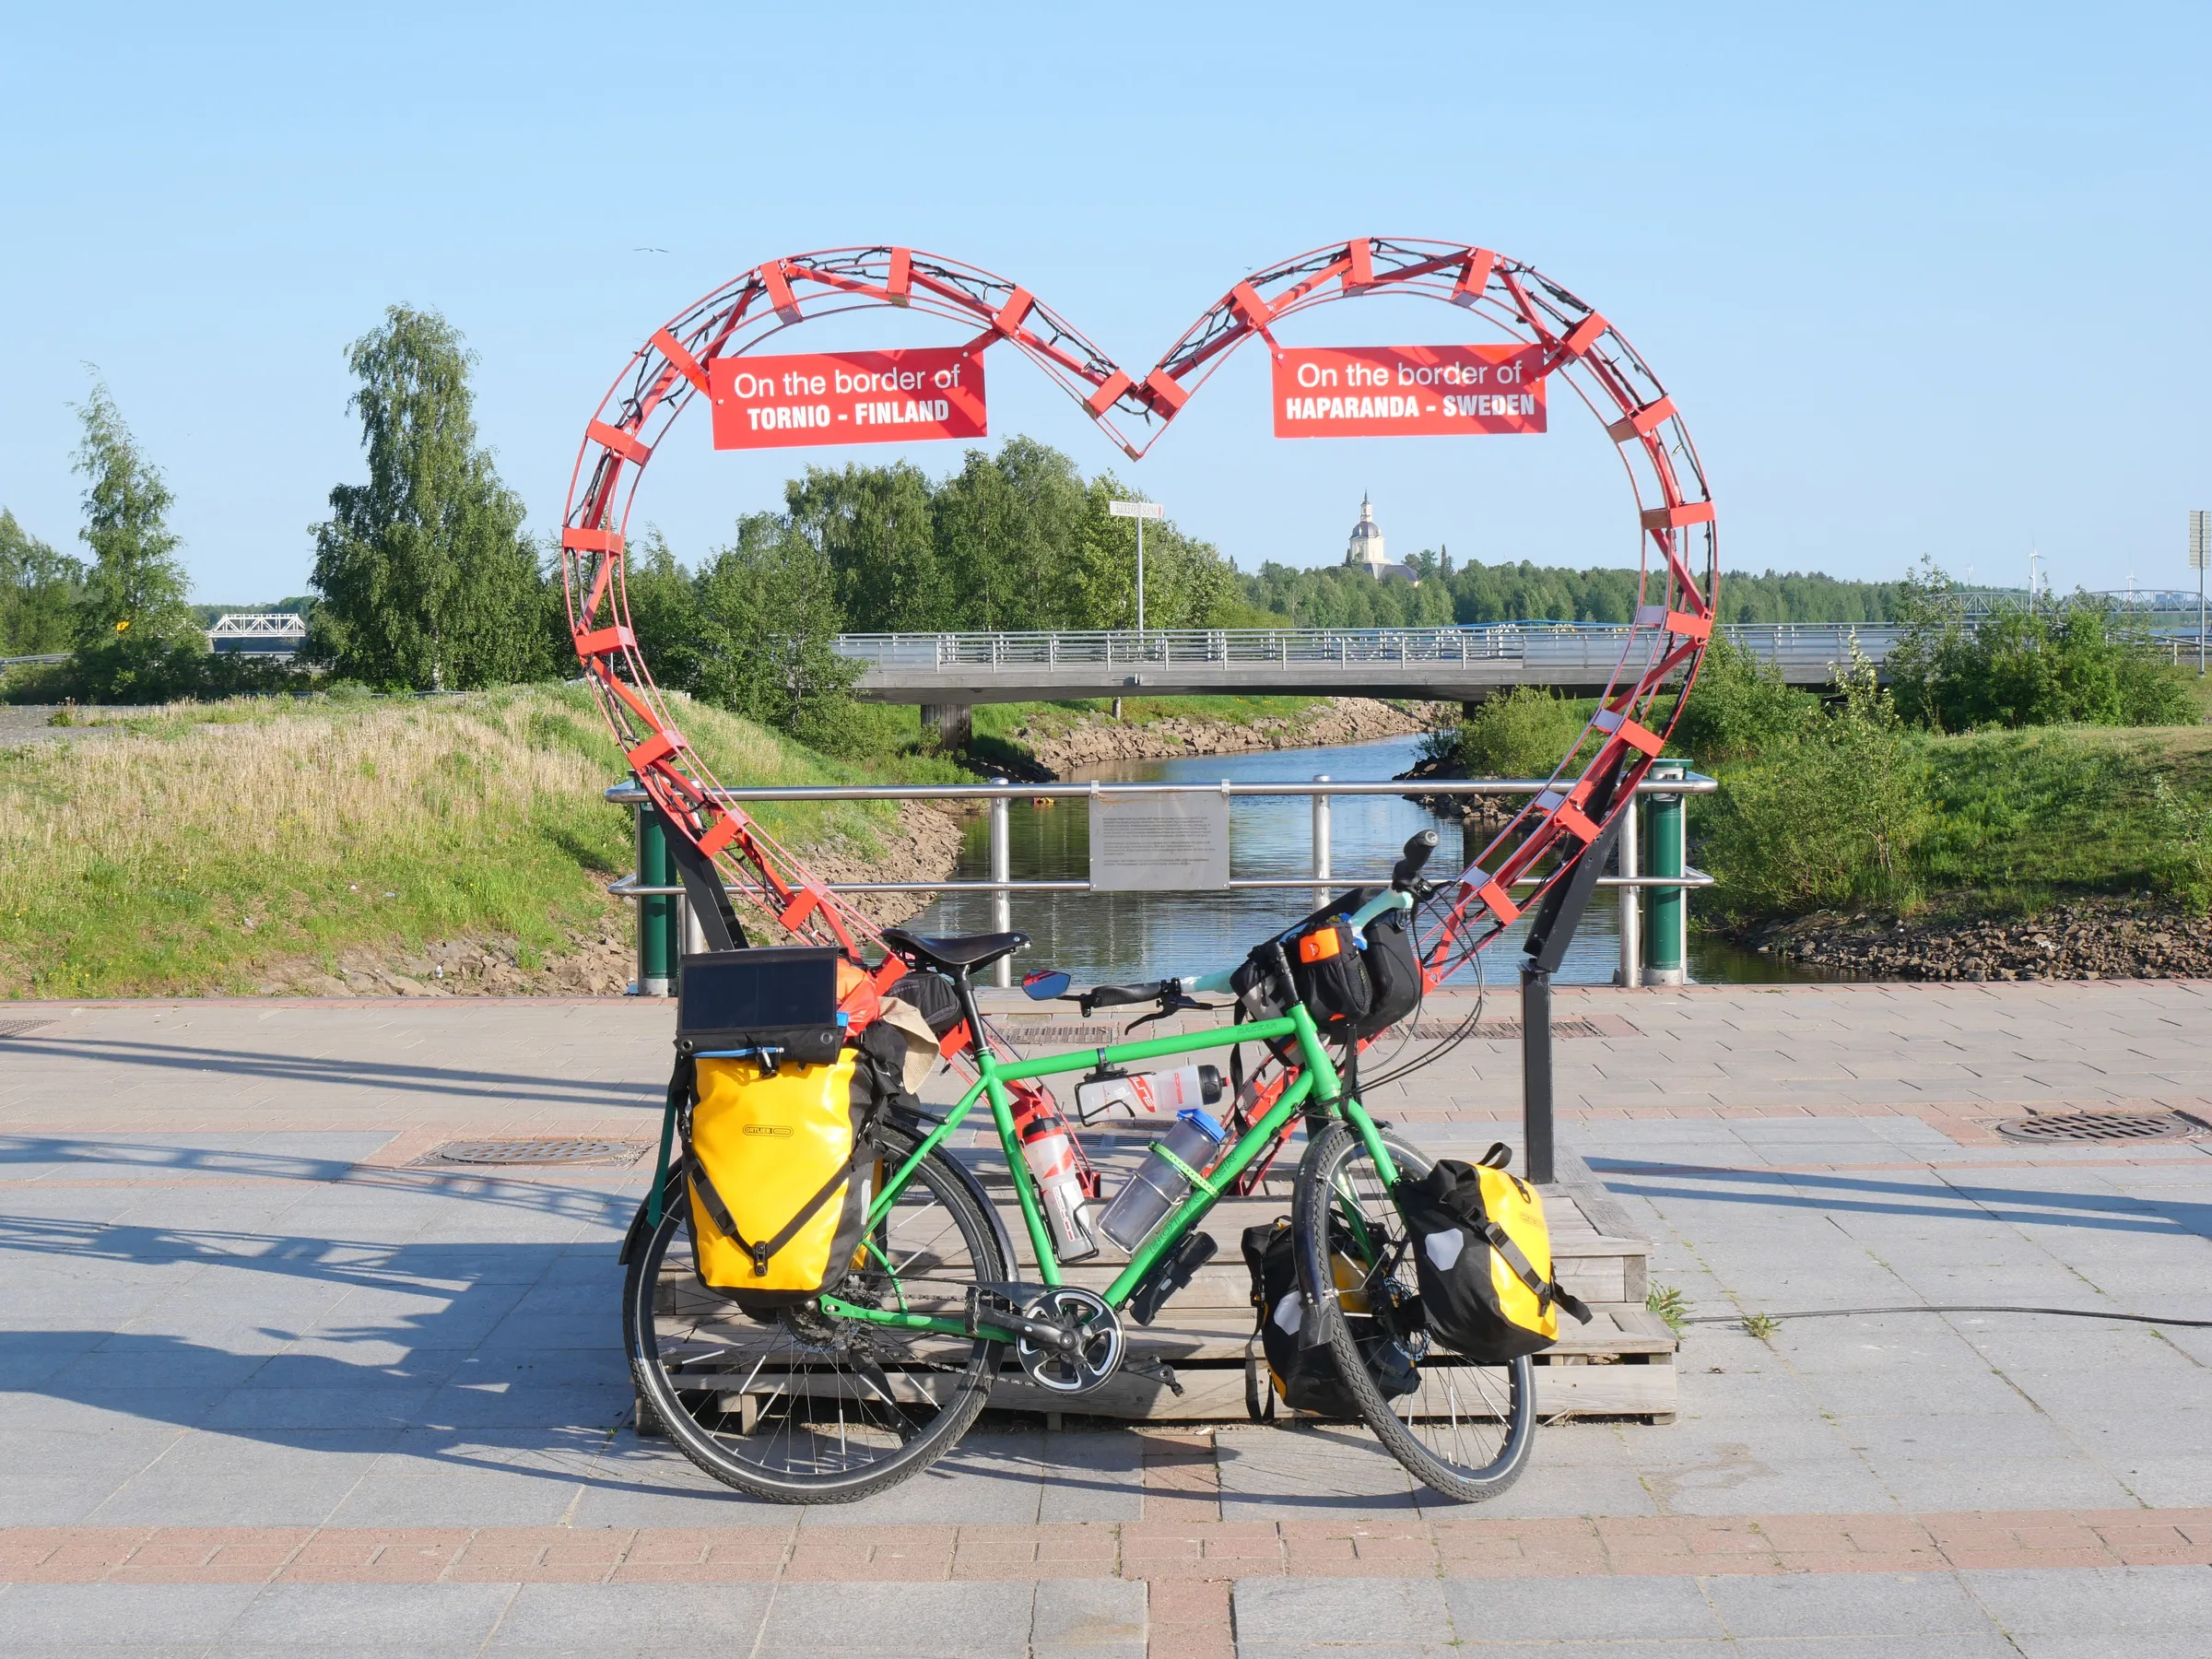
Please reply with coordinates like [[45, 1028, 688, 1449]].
[[624, 1124, 1009, 1503], [1294, 1121, 1536, 1503]]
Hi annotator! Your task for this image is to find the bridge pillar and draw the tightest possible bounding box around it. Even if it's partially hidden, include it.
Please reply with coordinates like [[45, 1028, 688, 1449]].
[[921, 702, 972, 747]]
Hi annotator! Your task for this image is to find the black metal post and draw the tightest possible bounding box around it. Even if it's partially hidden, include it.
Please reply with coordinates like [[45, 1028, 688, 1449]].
[[1520, 963, 1555, 1184], [1516, 770, 1627, 1189]]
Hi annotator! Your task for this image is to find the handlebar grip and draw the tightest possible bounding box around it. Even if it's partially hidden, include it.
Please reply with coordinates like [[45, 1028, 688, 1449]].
[[1086, 981, 1165, 1008], [1392, 829, 1441, 888]]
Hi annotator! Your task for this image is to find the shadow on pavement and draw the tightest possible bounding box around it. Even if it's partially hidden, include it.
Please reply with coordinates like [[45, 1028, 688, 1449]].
[[1, 1033, 663, 1110], [1589, 1157, 2212, 1238]]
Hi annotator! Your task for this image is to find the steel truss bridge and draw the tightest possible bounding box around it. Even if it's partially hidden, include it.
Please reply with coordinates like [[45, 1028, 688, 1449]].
[[835, 622, 1896, 704]]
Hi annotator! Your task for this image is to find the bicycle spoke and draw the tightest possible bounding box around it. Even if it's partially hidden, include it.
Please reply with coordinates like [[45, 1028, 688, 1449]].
[[628, 1128, 1006, 1500]]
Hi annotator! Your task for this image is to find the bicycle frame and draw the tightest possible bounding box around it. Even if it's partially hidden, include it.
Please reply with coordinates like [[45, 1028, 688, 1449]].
[[821, 994, 1402, 1346]]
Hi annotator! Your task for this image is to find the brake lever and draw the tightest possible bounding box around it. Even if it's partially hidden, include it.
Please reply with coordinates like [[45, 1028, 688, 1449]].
[[1123, 992, 1222, 1035]]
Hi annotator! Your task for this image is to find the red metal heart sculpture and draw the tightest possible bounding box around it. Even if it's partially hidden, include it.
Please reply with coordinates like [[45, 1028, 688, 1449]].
[[559, 239, 1716, 987]]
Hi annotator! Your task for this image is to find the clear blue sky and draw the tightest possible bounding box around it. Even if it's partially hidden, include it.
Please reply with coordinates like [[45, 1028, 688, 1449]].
[[2, 2, 2206, 605]]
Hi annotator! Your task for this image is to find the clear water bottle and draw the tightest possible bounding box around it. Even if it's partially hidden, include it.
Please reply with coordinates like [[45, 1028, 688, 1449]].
[[1075, 1063, 1224, 1122], [1014, 1088, 1100, 1262], [1098, 1108, 1226, 1252]]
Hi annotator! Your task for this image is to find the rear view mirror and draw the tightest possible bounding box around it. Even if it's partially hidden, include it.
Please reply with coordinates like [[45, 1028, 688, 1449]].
[[1022, 970, 1072, 1001]]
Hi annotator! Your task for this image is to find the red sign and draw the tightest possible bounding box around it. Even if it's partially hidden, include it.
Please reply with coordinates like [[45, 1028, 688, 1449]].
[[1272, 344, 1547, 438], [709, 347, 986, 450]]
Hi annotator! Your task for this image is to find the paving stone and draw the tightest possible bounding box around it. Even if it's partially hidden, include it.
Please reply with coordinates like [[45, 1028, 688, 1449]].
[[1027, 1577, 1147, 1657], [0, 1581, 265, 1645], [216, 1580, 516, 1648], [1705, 1569, 1993, 1637], [1442, 1571, 1724, 1641], [482, 1581, 775, 1653], [1961, 1562, 2212, 1634], [1232, 1574, 1454, 1646], [754, 1580, 1039, 1657]]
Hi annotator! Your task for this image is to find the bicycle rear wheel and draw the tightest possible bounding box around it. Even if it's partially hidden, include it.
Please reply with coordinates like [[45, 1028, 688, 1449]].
[[624, 1124, 1008, 1503], [1293, 1122, 1536, 1502]]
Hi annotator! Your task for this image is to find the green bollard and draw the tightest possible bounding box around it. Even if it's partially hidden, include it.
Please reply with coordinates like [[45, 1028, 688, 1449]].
[[638, 805, 675, 997], [1643, 760, 1687, 986]]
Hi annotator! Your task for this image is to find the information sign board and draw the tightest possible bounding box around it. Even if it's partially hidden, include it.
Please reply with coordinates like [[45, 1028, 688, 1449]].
[[1088, 790, 1231, 892], [710, 347, 986, 450], [1272, 343, 1547, 438]]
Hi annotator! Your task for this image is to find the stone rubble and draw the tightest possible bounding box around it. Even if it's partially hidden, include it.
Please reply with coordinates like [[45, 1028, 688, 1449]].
[[1005, 697, 1445, 777], [1730, 895, 2212, 982]]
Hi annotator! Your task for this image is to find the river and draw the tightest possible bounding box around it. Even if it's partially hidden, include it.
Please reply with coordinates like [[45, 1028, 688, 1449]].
[[906, 735, 1805, 988]]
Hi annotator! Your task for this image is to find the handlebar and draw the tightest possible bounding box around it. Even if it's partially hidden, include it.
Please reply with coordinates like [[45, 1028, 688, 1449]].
[[1084, 980, 1171, 1009], [1392, 830, 1439, 890]]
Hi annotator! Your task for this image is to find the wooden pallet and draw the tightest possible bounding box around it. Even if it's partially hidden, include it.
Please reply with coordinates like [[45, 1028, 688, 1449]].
[[634, 1136, 1678, 1431], [964, 1135, 1677, 1425]]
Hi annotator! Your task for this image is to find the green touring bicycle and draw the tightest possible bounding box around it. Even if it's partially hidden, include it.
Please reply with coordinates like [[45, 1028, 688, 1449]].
[[620, 830, 1554, 1505]]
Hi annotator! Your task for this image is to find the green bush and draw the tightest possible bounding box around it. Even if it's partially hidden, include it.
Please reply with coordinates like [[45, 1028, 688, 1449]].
[[1696, 654, 1929, 917], [1886, 567, 2195, 732], [1697, 718, 1930, 917], [1425, 686, 1593, 778], [1670, 634, 1819, 765]]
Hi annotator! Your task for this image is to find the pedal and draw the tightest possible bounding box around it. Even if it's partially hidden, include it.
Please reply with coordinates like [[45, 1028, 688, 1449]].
[[1129, 1230, 1218, 1326], [1125, 1355, 1183, 1397]]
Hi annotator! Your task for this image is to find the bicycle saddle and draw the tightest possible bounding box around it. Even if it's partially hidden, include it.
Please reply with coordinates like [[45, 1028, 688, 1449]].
[[880, 926, 1030, 973]]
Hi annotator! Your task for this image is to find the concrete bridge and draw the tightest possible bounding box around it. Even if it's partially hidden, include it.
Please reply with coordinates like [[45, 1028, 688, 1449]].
[[835, 622, 1901, 717]]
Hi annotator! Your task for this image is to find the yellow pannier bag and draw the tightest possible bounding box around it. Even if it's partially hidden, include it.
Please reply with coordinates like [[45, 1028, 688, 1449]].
[[1394, 1142, 1593, 1363], [685, 1049, 870, 1307]]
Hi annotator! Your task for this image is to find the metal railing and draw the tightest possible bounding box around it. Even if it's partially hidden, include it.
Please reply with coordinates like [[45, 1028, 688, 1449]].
[[832, 622, 1900, 672], [605, 772, 1717, 991]]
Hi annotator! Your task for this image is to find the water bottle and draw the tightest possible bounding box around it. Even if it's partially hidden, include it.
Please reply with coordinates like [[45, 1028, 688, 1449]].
[[1013, 1089, 1100, 1262], [1098, 1108, 1226, 1253], [1075, 1063, 1224, 1122]]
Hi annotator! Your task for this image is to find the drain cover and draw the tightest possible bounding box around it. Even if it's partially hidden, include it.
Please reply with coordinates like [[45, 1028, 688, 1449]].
[[0, 1019, 53, 1040], [427, 1138, 647, 1166], [1994, 1111, 2200, 1144]]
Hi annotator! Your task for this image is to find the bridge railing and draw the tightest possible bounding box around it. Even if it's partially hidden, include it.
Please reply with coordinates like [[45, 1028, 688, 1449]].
[[833, 622, 1904, 677]]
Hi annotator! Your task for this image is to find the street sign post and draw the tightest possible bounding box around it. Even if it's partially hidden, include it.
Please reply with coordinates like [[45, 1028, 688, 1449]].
[[2191, 511, 2211, 677], [1109, 499, 1165, 632]]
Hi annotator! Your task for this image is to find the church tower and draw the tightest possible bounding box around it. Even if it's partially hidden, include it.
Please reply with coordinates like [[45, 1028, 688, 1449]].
[[1346, 493, 1416, 583]]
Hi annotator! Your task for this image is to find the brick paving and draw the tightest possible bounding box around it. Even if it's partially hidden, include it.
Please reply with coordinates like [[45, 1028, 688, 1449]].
[[1, 982, 2208, 1653], [6, 1507, 2207, 1584]]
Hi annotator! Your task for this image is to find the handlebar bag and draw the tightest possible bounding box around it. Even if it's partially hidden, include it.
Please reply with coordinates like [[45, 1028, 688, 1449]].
[[1241, 1218, 1419, 1419], [685, 1045, 878, 1311], [1230, 892, 1421, 1043], [1354, 908, 1422, 1040], [1393, 1145, 1592, 1363]]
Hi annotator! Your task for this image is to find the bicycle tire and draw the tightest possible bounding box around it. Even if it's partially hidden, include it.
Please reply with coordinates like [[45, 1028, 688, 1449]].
[[1293, 1121, 1536, 1503], [623, 1124, 1009, 1503]]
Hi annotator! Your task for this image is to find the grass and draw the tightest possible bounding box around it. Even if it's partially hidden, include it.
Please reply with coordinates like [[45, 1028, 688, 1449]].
[[1645, 1284, 1689, 1335], [1694, 720, 2212, 924], [0, 684, 958, 999]]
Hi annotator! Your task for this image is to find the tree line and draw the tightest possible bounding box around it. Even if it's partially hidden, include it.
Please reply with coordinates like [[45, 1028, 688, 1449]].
[[1, 301, 1917, 743], [1236, 551, 1903, 631]]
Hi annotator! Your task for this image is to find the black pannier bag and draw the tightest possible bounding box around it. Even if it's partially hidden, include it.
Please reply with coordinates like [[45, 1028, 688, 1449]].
[[1241, 1218, 1419, 1419], [1394, 1144, 1593, 1363]]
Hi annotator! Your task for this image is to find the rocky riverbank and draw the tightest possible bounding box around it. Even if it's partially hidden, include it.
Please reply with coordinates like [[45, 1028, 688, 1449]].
[[249, 801, 966, 997], [994, 697, 1444, 777], [1393, 748, 1524, 832], [1727, 896, 2212, 982]]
